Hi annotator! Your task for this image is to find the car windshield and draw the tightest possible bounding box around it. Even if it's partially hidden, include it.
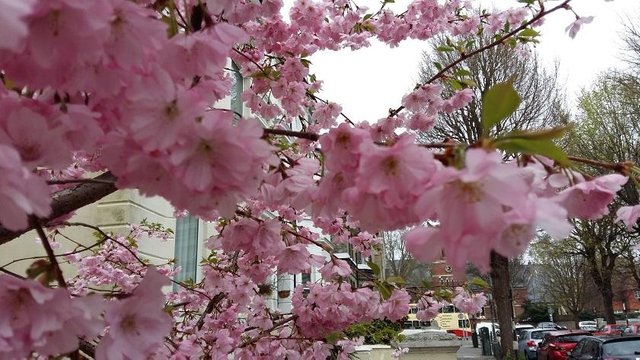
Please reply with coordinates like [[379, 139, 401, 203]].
[[532, 331, 550, 339], [556, 335, 589, 343], [603, 340, 640, 356]]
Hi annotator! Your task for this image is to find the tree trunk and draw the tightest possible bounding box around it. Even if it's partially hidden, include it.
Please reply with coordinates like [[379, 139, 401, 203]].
[[491, 251, 514, 360], [601, 283, 616, 324], [588, 262, 616, 324]]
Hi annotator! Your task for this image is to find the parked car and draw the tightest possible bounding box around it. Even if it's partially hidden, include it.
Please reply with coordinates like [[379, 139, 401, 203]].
[[622, 323, 640, 336], [476, 322, 500, 338], [537, 322, 566, 330], [568, 336, 640, 360], [593, 324, 626, 336], [578, 321, 598, 332], [516, 324, 536, 340], [518, 328, 555, 360], [537, 330, 591, 360]]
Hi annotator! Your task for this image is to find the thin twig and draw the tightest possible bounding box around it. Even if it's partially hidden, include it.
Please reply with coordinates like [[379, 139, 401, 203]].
[[0, 171, 118, 245], [388, 0, 572, 117], [263, 128, 320, 141], [196, 293, 226, 330], [568, 156, 630, 173], [0, 267, 25, 279], [47, 178, 116, 185], [31, 217, 67, 288], [239, 315, 299, 348]]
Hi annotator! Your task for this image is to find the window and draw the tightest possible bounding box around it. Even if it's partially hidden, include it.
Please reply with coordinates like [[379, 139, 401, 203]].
[[173, 215, 199, 288], [635, 290, 640, 299], [301, 272, 311, 285], [572, 339, 587, 355], [230, 62, 243, 119]]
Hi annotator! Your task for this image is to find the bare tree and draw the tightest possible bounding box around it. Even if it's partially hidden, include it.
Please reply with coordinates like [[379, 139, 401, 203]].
[[416, 33, 567, 358], [530, 234, 589, 326], [568, 215, 637, 324], [563, 70, 640, 323], [418, 34, 567, 145], [381, 230, 430, 287]]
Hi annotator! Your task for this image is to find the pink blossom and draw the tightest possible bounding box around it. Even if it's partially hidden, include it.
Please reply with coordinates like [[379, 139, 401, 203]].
[[379, 289, 411, 321], [319, 259, 352, 280], [0, 144, 50, 231], [312, 102, 342, 128], [408, 113, 436, 131], [415, 293, 445, 321], [96, 267, 172, 360], [566, 16, 594, 39], [0, 0, 34, 51], [277, 244, 312, 274], [442, 88, 474, 113], [557, 174, 628, 220], [0, 276, 104, 358], [452, 287, 487, 314], [0, 106, 72, 169], [616, 205, 640, 231]]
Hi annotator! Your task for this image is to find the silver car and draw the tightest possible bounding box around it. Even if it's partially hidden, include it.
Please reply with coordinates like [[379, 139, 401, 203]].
[[518, 329, 554, 360]]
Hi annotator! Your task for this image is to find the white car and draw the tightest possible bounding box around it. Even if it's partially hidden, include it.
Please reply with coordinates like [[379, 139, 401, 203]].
[[517, 328, 554, 360], [476, 322, 500, 338], [515, 324, 535, 340], [578, 320, 597, 332]]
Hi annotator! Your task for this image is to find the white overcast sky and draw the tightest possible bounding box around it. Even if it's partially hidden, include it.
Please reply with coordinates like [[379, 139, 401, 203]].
[[285, 0, 640, 123]]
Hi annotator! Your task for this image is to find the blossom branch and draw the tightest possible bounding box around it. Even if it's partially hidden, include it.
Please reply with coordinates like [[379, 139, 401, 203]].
[[31, 217, 67, 288], [0, 171, 118, 245], [195, 293, 226, 330], [239, 315, 299, 349], [46, 178, 116, 185], [388, 0, 572, 117], [263, 128, 320, 141], [568, 155, 632, 173], [1, 230, 108, 269]]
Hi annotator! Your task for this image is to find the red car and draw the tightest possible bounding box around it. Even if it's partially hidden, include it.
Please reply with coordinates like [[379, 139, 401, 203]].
[[593, 324, 626, 336], [537, 330, 591, 360]]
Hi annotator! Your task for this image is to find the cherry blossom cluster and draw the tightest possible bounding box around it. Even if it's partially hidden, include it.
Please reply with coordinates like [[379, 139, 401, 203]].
[[0, 267, 168, 360], [0, 0, 615, 358], [452, 286, 488, 315]]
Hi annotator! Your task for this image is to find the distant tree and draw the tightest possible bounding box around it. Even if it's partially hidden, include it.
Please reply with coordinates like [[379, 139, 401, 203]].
[[417, 34, 567, 145], [563, 71, 640, 323], [530, 234, 589, 326], [417, 32, 567, 357], [520, 300, 552, 323], [382, 230, 430, 287]]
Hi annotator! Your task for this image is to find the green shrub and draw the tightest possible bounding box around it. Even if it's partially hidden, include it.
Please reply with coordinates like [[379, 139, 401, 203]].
[[344, 319, 405, 345]]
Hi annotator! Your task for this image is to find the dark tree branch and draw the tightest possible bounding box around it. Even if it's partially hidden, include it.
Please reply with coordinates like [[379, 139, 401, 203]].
[[0, 172, 118, 245], [31, 217, 67, 288]]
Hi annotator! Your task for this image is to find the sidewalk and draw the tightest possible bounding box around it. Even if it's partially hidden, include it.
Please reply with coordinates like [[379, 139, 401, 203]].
[[456, 344, 495, 360]]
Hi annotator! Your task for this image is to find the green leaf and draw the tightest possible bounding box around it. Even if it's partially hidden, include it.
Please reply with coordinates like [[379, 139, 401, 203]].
[[433, 62, 443, 71], [459, 78, 477, 88], [497, 126, 571, 142], [481, 79, 521, 134], [367, 260, 381, 276], [436, 45, 456, 52], [469, 277, 491, 290], [363, 13, 373, 21], [448, 78, 463, 91], [496, 138, 569, 165], [454, 69, 472, 77], [519, 28, 540, 38], [386, 276, 406, 285], [377, 281, 393, 300], [325, 331, 345, 345], [434, 288, 453, 302]]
